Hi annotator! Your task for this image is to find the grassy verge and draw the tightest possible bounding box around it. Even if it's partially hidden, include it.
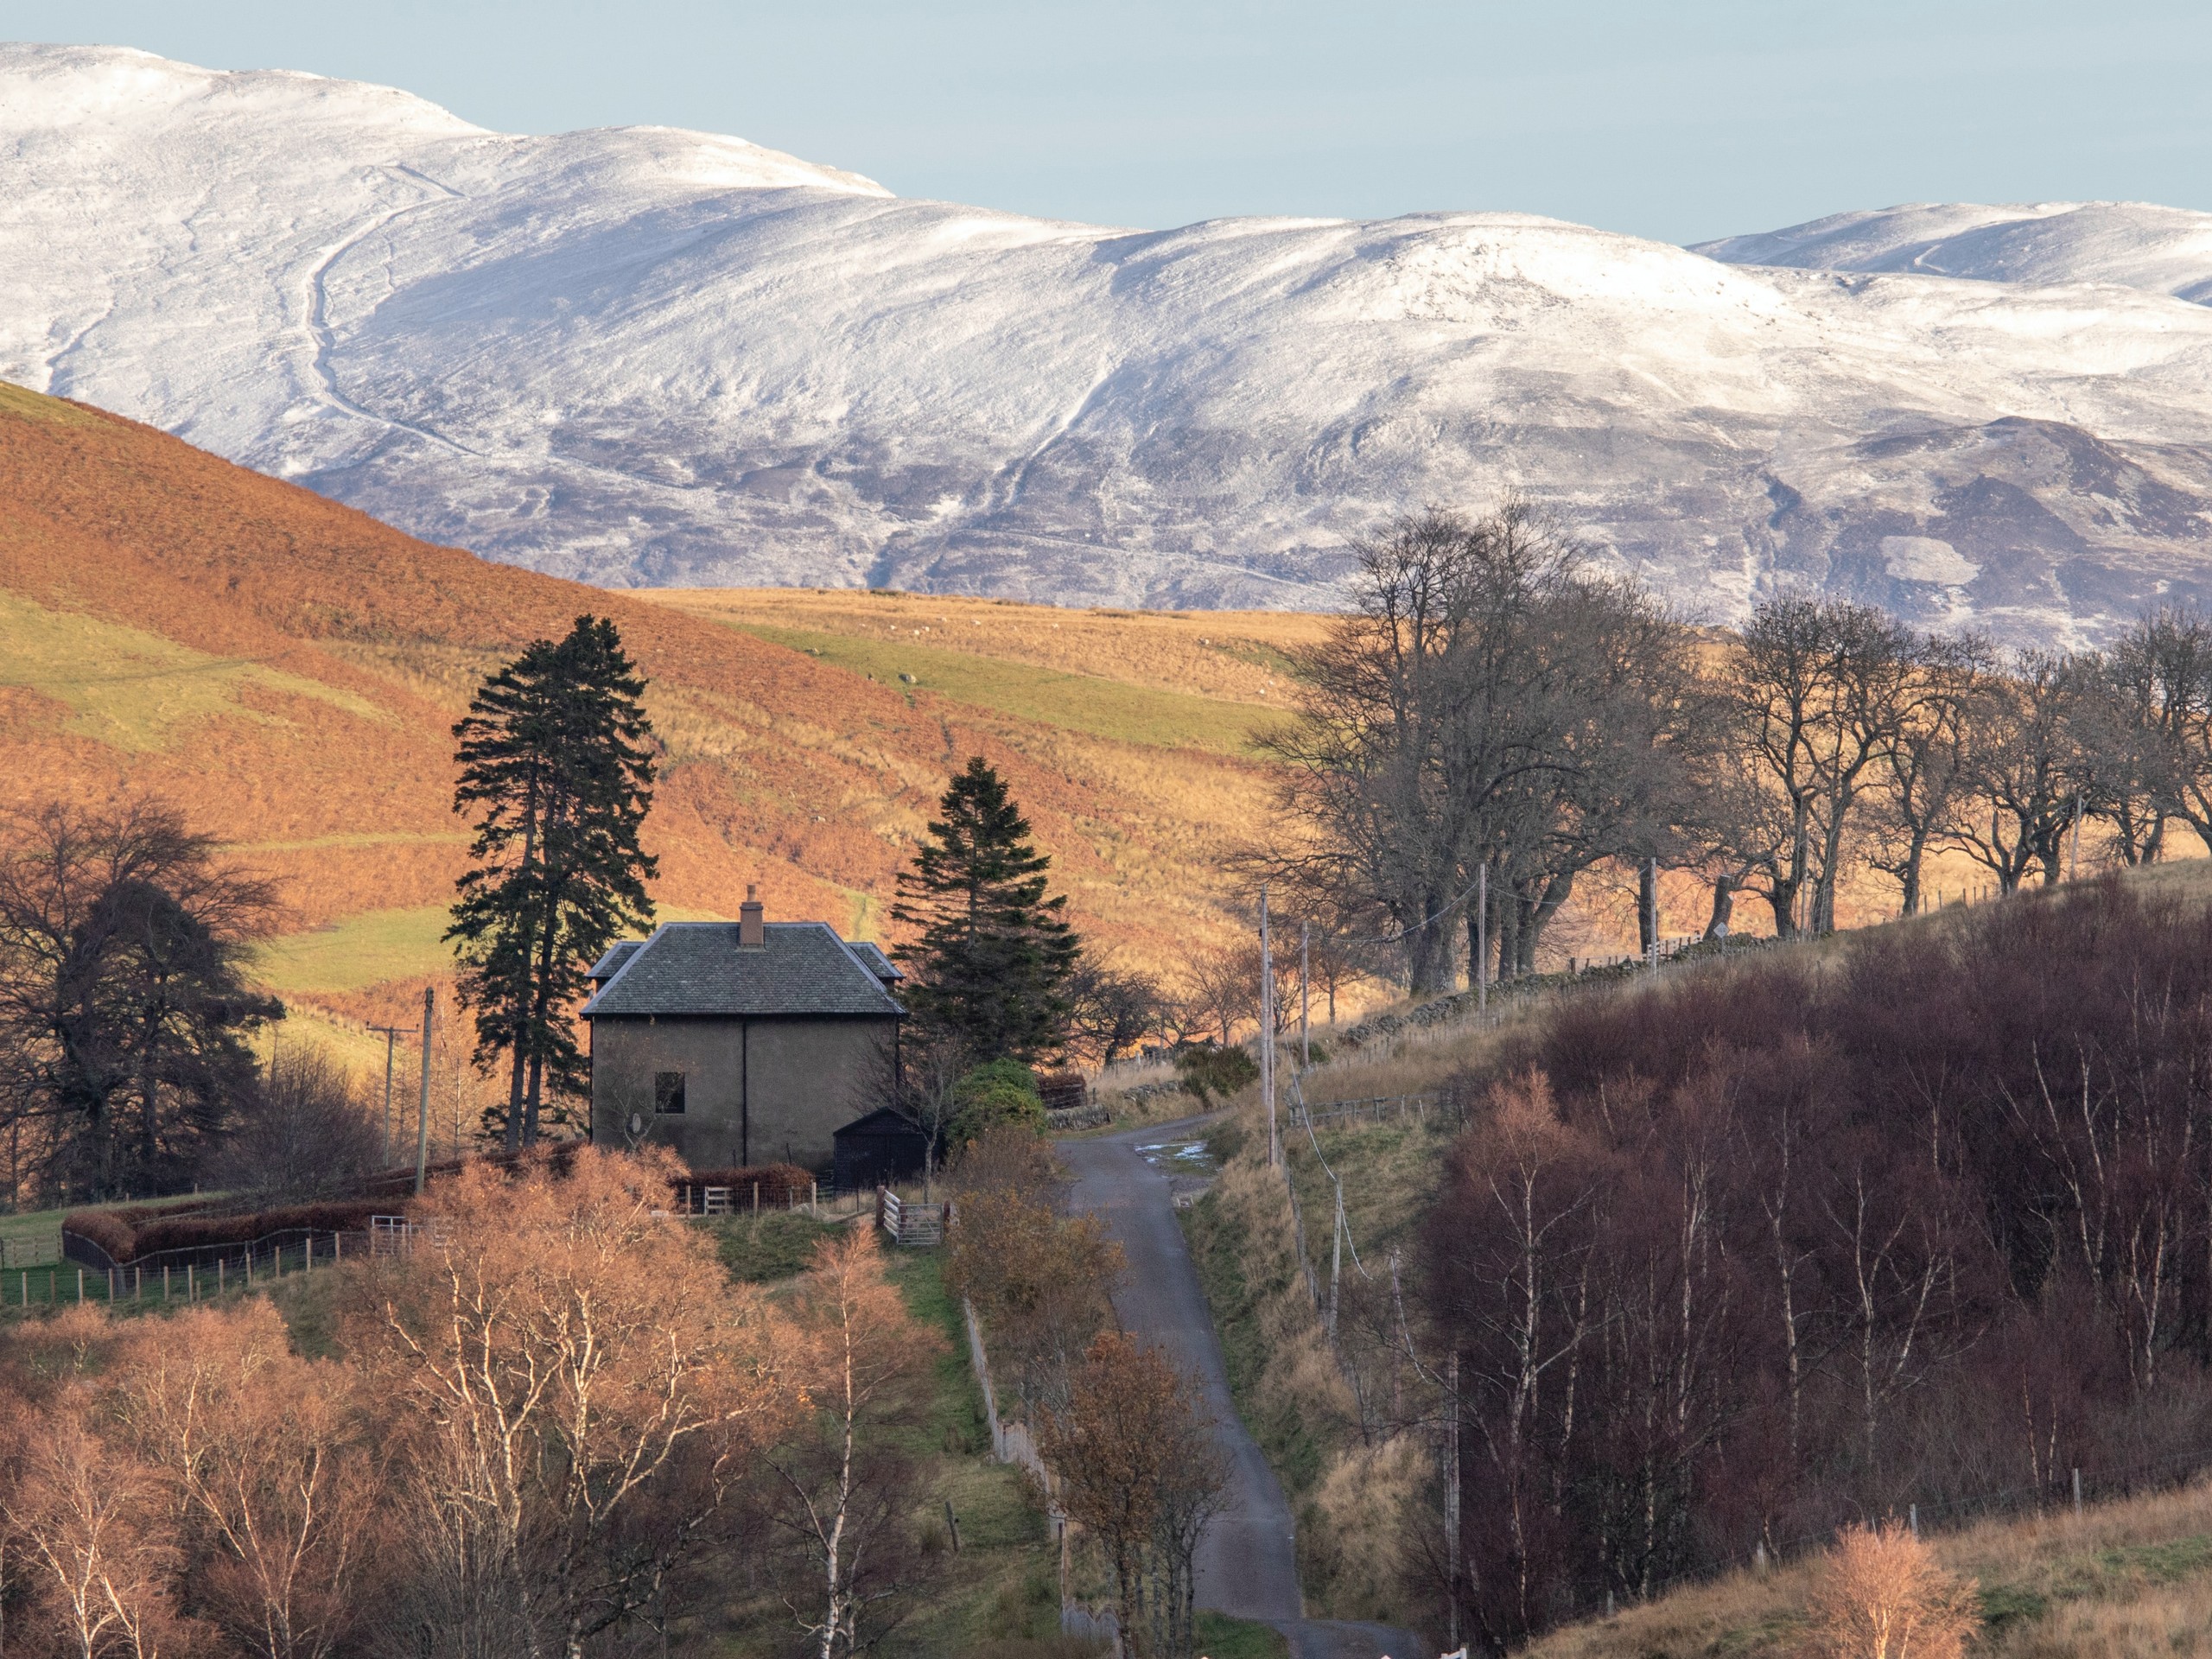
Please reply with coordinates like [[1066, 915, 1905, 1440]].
[[1184, 1153, 1333, 1503], [713, 1244, 1072, 1656], [1525, 1482, 2212, 1659], [1178, 1084, 1471, 1625], [1195, 1611, 1292, 1657], [711, 1211, 843, 1281], [882, 1250, 1071, 1655]]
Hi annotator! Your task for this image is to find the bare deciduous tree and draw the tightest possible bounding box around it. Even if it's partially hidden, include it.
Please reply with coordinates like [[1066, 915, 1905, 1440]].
[[1806, 1522, 1979, 1659], [770, 1225, 944, 1659], [1267, 502, 1704, 988], [111, 1301, 372, 1659], [198, 1045, 384, 1205], [359, 1146, 794, 1657], [4, 1411, 197, 1659], [1723, 595, 1918, 935], [0, 800, 280, 1202], [1040, 1332, 1227, 1659], [1063, 957, 1167, 1065], [944, 1185, 1121, 1421], [1866, 635, 1986, 914], [1948, 651, 2091, 892], [2070, 607, 2212, 866]]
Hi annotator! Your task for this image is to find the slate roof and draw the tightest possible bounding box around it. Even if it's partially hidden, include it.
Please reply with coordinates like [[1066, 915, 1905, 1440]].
[[834, 1107, 929, 1141], [582, 922, 906, 1020], [588, 941, 644, 981], [845, 940, 902, 982]]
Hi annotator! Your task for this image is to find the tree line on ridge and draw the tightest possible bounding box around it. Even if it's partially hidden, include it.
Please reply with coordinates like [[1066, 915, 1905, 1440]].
[[1261, 501, 2212, 995]]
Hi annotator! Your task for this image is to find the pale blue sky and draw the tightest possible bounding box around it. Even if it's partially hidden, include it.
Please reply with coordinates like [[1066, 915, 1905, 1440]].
[[11, 1, 2212, 244]]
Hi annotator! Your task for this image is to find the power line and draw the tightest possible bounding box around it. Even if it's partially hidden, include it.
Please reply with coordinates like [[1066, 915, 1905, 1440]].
[[1300, 867, 1493, 950]]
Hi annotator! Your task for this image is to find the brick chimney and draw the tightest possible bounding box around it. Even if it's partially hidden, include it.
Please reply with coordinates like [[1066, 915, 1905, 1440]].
[[739, 884, 766, 948]]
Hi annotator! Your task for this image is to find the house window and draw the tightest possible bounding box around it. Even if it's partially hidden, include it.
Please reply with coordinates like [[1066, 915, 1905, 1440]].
[[654, 1071, 687, 1115]]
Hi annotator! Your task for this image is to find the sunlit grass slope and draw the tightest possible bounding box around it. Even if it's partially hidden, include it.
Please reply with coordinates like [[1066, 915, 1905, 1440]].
[[0, 381, 1287, 1068], [1525, 1480, 2212, 1659], [715, 620, 1268, 755], [644, 585, 1325, 703]]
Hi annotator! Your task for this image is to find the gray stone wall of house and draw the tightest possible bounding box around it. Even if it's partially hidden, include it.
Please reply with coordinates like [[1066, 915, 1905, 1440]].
[[589, 1014, 894, 1170]]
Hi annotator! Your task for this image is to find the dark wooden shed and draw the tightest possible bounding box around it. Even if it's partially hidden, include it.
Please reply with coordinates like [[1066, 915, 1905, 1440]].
[[833, 1107, 931, 1192]]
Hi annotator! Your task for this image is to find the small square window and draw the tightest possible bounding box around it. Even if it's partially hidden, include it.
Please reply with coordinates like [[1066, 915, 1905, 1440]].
[[654, 1071, 686, 1115]]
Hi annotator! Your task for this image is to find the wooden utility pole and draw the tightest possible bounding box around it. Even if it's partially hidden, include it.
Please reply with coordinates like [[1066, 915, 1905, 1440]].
[[1648, 856, 1660, 974], [368, 1024, 404, 1162], [1299, 920, 1311, 1071], [415, 987, 435, 1195], [1325, 1180, 1343, 1338], [1476, 862, 1488, 1014], [2071, 791, 2082, 882], [1446, 1350, 1462, 1648], [1261, 887, 1277, 1168]]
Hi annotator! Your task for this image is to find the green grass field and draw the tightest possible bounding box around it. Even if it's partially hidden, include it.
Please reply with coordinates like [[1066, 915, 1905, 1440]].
[[713, 1211, 841, 1282], [0, 1231, 340, 1319], [0, 379, 102, 427], [254, 902, 729, 997], [253, 904, 452, 994], [0, 590, 390, 753], [722, 621, 1268, 755]]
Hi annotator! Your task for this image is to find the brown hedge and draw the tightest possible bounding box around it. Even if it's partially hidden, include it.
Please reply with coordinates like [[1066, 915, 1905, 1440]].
[[64, 1198, 404, 1264]]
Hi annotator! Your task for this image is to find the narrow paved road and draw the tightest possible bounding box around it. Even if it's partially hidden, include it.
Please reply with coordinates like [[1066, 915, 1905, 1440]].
[[1058, 1116, 1428, 1659]]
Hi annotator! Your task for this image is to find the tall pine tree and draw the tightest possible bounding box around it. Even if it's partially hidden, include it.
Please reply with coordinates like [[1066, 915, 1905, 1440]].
[[447, 616, 658, 1147], [891, 757, 1080, 1064]]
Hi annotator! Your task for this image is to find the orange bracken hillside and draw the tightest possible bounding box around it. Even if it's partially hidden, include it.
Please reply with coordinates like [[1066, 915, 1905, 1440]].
[[0, 381, 1300, 1052]]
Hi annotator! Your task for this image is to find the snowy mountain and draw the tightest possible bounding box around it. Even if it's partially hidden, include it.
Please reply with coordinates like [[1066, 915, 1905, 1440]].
[[7, 44, 2212, 641], [1694, 202, 2212, 304]]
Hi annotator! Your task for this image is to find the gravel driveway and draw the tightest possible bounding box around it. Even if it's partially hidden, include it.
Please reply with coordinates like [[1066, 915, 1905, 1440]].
[[1058, 1115, 1430, 1659]]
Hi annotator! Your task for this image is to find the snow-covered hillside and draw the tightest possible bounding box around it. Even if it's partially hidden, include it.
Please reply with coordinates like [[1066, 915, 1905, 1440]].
[[7, 44, 2212, 641], [1695, 203, 2212, 304]]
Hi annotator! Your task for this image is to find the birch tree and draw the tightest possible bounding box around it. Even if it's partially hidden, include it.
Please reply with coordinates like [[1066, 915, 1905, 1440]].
[[772, 1225, 944, 1659]]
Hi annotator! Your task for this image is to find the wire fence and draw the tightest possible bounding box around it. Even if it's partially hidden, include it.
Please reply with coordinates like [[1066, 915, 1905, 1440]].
[[1292, 1092, 1452, 1131], [1549, 1436, 2212, 1629], [10, 1226, 366, 1310]]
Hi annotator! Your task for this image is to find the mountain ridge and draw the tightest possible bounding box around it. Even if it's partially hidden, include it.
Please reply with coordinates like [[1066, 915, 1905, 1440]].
[[1694, 200, 2212, 302], [8, 43, 2212, 644]]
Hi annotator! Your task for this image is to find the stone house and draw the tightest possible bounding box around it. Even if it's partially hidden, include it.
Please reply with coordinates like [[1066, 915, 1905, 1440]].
[[582, 889, 904, 1171]]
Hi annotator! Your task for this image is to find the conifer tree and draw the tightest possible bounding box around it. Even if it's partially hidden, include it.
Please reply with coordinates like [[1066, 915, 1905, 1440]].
[[447, 616, 658, 1147], [892, 758, 1079, 1065]]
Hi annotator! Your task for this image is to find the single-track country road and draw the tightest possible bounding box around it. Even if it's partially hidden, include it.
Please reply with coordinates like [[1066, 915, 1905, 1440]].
[[1058, 1115, 1428, 1659]]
